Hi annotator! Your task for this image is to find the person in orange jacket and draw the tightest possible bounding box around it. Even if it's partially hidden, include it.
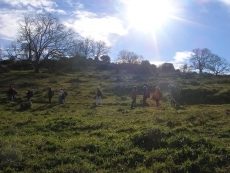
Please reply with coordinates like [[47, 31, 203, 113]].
[[152, 86, 162, 107]]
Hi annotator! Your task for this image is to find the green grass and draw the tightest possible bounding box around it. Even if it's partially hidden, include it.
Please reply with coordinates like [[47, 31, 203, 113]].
[[1, 70, 230, 172]]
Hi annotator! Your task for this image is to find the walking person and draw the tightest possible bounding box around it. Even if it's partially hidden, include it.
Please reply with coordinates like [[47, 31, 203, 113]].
[[152, 86, 162, 107], [129, 86, 138, 109], [59, 89, 65, 104], [7, 86, 14, 101], [26, 90, 34, 101], [47, 87, 53, 104], [96, 86, 103, 106], [143, 86, 150, 107]]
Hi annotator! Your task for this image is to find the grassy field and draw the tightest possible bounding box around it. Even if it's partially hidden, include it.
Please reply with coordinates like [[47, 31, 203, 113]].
[[1, 69, 230, 173]]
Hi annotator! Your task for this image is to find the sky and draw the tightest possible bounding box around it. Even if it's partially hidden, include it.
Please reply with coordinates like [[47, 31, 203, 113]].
[[0, 0, 230, 68]]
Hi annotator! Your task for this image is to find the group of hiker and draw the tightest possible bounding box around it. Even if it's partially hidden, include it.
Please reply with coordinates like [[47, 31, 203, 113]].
[[129, 85, 163, 109], [6, 86, 68, 106], [47, 87, 67, 104], [6, 84, 181, 109]]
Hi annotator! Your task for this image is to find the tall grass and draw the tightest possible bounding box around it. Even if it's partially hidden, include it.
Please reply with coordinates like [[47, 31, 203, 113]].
[[0, 70, 230, 172]]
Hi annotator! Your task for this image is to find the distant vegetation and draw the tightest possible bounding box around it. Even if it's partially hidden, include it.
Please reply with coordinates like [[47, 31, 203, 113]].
[[0, 12, 229, 75]]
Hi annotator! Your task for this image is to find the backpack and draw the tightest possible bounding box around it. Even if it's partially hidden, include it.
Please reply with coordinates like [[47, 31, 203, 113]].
[[64, 91, 67, 97], [62, 90, 67, 99]]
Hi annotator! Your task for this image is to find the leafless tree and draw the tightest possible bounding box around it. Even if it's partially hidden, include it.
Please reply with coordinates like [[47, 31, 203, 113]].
[[116, 50, 143, 64], [17, 12, 75, 72], [68, 38, 84, 57], [78, 37, 95, 59], [179, 63, 192, 73], [5, 42, 22, 60], [207, 54, 230, 75], [93, 40, 111, 58], [189, 48, 212, 74]]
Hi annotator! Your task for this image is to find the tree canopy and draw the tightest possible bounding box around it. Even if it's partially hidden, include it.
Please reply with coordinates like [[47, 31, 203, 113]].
[[17, 12, 75, 72], [116, 50, 143, 64], [189, 48, 212, 74]]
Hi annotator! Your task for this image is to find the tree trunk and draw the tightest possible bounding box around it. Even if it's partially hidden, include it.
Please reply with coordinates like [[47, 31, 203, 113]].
[[34, 62, 40, 73]]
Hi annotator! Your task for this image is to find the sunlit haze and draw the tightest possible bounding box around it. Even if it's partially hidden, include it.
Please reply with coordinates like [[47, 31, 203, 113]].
[[125, 0, 175, 32]]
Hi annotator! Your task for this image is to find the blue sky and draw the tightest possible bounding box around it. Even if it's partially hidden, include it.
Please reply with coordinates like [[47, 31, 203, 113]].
[[0, 0, 230, 68]]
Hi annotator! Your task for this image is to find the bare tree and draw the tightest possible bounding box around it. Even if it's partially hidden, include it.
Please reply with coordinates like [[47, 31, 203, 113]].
[[116, 50, 143, 64], [179, 63, 192, 73], [93, 41, 111, 58], [68, 39, 84, 57], [5, 42, 22, 61], [78, 37, 95, 59], [207, 54, 229, 75], [189, 48, 212, 74], [17, 12, 75, 72]]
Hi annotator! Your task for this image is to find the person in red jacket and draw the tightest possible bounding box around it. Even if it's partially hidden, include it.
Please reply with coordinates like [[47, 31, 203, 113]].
[[152, 86, 163, 107], [129, 86, 138, 109]]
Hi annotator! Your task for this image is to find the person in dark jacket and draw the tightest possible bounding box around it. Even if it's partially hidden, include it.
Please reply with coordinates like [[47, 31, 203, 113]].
[[129, 86, 138, 109], [26, 90, 33, 101], [7, 86, 14, 101], [143, 86, 150, 107], [48, 87, 53, 104]]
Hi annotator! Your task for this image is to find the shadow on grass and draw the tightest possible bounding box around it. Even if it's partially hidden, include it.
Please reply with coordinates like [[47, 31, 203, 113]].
[[30, 103, 59, 112]]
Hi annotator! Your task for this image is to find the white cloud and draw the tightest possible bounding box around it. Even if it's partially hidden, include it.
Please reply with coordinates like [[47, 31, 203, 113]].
[[173, 51, 192, 62], [1, 0, 65, 14], [2, 0, 56, 8], [64, 10, 128, 45], [218, 0, 230, 5], [0, 10, 23, 40], [170, 51, 192, 69], [149, 52, 192, 69], [149, 60, 166, 66]]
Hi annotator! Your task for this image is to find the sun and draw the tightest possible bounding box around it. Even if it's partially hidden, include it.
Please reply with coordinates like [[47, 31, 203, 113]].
[[125, 0, 174, 32]]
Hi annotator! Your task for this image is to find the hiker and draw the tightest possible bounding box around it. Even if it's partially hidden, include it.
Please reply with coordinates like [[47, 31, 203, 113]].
[[12, 86, 18, 99], [59, 89, 65, 104], [152, 86, 163, 107], [129, 86, 138, 109], [142, 86, 150, 107], [96, 86, 103, 106], [12, 86, 18, 100], [168, 84, 181, 108], [7, 86, 18, 101], [26, 90, 33, 101], [7, 86, 14, 101], [47, 87, 53, 104]]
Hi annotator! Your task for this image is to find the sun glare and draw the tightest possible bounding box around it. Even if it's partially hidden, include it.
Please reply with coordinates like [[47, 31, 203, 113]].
[[125, 0, 174, 32]]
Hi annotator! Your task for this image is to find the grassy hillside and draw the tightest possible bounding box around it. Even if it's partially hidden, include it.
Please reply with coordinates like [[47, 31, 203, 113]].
[[1, 69, 230, 173]]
